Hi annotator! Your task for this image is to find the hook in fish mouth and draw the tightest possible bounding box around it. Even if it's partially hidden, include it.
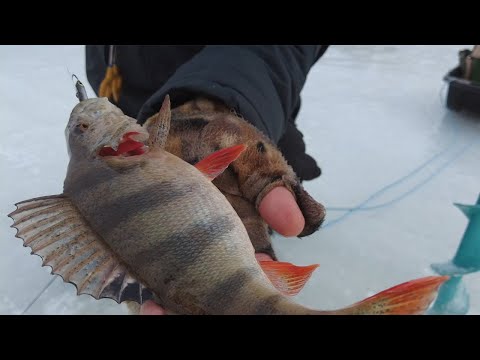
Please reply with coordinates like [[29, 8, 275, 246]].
[[98, 132, 149, 157]]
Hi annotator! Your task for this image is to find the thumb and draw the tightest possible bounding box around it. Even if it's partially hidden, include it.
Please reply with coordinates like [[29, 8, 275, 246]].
[[258, 187, 305, 237]]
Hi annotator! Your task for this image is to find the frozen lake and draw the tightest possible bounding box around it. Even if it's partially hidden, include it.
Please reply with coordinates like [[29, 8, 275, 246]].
[[1, 45, 479, 315]]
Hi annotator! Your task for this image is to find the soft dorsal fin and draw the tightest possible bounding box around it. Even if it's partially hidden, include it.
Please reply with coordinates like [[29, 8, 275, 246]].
[[259, 260, 319, 296], [8, 195, 153, 304], [145, 95, 171, 149], [195, 144, 247, 181]]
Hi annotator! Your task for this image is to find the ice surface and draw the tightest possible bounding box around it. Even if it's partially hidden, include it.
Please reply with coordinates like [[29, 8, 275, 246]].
[[1, 45, 479, 315]]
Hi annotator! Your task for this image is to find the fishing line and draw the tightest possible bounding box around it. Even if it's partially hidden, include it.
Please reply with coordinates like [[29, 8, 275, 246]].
[[323, 83, 478, 228], [323, 137, 478, 228], [326, 133, 457, 212], [327, 83, 454, 214], [21, 276, 57, 315]]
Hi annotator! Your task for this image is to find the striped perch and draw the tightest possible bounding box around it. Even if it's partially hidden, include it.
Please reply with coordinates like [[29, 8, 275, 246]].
[[9, 96, 448, 314]]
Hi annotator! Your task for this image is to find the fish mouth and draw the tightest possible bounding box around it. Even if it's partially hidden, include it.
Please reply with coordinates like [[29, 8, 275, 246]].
[[98, 132, 149, 157]]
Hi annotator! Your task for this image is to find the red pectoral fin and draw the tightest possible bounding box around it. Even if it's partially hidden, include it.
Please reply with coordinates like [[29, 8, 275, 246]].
[[195, 144, 247, 181], [259, 261, 319, 296]]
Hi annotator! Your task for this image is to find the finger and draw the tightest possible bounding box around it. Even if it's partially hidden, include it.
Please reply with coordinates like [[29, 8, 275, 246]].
[[140, 300, 166, 315], [258, 186, 305, 237]]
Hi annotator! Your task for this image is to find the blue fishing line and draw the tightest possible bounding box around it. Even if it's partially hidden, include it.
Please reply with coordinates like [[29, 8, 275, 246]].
[[326, 137, 457, 212], [323, 86, 478, 228], [323, 138, 477, 228], [327, 127, 459, 211]]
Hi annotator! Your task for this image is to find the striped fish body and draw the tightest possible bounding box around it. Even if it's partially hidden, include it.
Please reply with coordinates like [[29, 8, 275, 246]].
[[64, 147, 296, 314]]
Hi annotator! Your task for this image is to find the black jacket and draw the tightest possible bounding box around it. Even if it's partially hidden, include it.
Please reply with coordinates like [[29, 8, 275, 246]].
[[86, 45, 328, 180]]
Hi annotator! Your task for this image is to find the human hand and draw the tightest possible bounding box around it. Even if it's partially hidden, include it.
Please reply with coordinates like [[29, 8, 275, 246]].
[[157, 97, 325, 257]]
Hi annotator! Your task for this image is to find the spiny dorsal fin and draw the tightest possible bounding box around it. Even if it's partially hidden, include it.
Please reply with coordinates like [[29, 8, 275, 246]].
[[195, 144, 247, 181], [145, 95, 171, 149], [8, 195, 153, 304]]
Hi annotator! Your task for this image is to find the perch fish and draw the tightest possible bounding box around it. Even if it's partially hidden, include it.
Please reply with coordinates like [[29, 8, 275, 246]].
[[9, 95, 448, 314]]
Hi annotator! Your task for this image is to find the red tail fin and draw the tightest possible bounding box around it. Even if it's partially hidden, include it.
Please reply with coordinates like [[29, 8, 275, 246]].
[[336, 276, 449, 315]]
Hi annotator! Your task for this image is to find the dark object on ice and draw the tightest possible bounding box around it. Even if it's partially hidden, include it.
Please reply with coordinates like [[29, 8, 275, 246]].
[[444, 47, 480, 114]]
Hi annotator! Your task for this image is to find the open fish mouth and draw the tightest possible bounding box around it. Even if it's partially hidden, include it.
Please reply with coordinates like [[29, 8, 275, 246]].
[[98, 132, 149, 157]]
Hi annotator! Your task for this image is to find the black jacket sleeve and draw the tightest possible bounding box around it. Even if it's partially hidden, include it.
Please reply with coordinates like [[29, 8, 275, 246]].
[[137, 45, 328, 142]]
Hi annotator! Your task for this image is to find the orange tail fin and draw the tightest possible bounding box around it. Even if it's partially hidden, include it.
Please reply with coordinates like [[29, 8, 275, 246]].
[[335, 276, 449, 315]]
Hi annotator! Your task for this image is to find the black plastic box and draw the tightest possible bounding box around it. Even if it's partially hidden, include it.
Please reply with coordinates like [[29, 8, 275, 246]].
[[444, 66, 480, 114]]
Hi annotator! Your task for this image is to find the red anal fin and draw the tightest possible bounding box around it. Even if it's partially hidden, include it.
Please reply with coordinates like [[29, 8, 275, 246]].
[[259, 260, 319, 296], [342, 276, 450, 315], [195, 144, 247, 181]]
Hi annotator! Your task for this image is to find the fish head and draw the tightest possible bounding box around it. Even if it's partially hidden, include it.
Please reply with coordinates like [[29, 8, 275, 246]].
[[65, 97, 150, 160]]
